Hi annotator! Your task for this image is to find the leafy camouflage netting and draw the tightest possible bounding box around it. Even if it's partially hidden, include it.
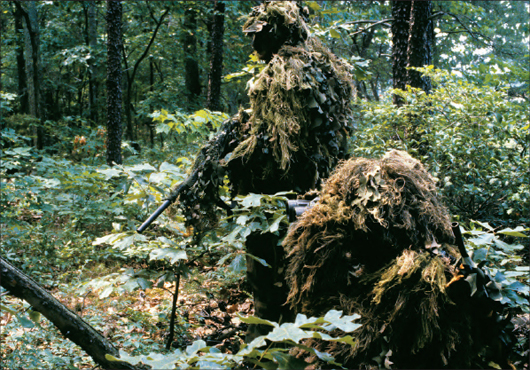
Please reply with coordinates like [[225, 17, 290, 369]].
[[284, 150, 515, 369], [172, 1, 354, 232]]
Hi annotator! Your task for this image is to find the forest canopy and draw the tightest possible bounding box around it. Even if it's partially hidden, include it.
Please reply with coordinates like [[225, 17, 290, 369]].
[[1, 1, 529, 369]]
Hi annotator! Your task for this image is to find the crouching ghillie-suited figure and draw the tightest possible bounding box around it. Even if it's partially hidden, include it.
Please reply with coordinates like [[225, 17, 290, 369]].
[[284, 150, 517, 369]]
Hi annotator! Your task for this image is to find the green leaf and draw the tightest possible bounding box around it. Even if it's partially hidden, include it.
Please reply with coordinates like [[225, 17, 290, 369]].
[[150, 248, 188, 264], [246, 252, 271, 267], [322, 310, 362, 332], [113, 234, 148, 250], [472, 220, 495, 231], [28, 310, 41, 323], [497, 226, 529, 238], [129, 163, 157, 172], [97, 168, 123, 180], [268, 215, 286, 233], [238, 314, 277, 327], [229, 254, 246, 273], [271, 351, 309, 370], [17, 315, 35, 328], [306, 1, 321, 11], [469, 233, 494, 246], [471, 247, 488, 263], [100, 286, 114, 299], [494, 238, 524, 251], [329, 28, 341, 39], [265, 323, 312, 343], [186, 340, 208, 355], [238, 193, 263, 208], [1, 303, 17, 315]]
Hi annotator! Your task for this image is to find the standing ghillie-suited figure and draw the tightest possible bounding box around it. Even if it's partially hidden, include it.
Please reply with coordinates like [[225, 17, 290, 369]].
[[284, 150, 516, 369], [164, 1, 354, 335]]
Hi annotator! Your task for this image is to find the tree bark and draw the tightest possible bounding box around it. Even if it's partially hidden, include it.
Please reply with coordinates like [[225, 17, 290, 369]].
[[13, 3, 28, 114], [106, 0, 123, 166], [392, 1, 433, 105], [406, 0, 432, 93], [87, 0, 99, 125], [183, 7, 201, 109], [0, 257, 139, 370], [391, 0, 411, 106], [206, 1, 225, 112], [17, 1, 44, 148]]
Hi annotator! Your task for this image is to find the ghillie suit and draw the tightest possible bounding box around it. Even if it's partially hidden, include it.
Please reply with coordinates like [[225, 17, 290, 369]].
[[284, 150, 515, 369], [173, 1, 354, 232], [166, 1, 354, 334], [227, 2, 354, 195]]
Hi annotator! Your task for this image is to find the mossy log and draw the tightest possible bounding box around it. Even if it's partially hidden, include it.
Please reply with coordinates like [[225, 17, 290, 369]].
[[0, 257, 142, 370]]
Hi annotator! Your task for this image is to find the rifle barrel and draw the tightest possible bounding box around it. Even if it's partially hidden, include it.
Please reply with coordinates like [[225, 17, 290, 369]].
[[451, 222, 476, 268], [137, 199, 173, 234]]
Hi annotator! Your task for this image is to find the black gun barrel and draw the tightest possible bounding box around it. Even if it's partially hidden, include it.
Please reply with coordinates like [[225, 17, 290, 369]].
[[451, 222, 476, 268], [137, 199, 173, 233]]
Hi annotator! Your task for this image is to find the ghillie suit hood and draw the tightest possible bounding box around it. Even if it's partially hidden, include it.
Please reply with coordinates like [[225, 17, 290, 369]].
[[284, 150, 515, 369], [174, 1, 354, 232]]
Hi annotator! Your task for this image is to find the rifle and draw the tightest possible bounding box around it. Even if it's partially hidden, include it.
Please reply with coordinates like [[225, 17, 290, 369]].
[[137, 186, 319, 234], [451, 222, 502, 301], [137, 117, 239, 234]]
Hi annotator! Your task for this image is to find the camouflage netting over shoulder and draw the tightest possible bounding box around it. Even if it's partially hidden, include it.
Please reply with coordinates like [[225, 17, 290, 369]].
[[284, 150, 516, 369]]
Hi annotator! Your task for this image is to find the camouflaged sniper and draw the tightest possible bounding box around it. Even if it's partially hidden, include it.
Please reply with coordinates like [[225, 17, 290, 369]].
[[162, 1, 355, 234]]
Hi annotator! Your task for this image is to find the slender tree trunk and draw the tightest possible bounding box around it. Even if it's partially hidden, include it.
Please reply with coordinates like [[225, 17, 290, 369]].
[[17, 1, 44, 148], [149, 57, 155, 148], [391, 0, 411, 106], [206, 1, 225, 112], [106, 0, 123, 166], [13, 4, 28, 114], [87, 0, 99, 125], [406, 0, 432, 93], [370, 78, 380, 102], [78, 69, 85, 117], [0, 257, 139, 370], [183, 7, 201, 109], [124, 74, 134, 141]]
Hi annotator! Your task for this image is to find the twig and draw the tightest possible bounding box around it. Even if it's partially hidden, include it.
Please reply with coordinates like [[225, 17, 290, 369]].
[[165, 271, 181, 350], [348, 18, 393, 37]]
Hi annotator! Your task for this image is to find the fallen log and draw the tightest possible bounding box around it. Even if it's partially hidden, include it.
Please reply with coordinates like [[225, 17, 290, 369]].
[[0, 257, 140, 370]]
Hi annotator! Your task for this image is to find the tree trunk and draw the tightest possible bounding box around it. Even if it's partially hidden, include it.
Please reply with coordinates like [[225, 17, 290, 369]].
[[206, 1, 225, 112], [13, 3, 28, 114], [106, 0, 123, 166], [17, 1, 44, 148], [391, 0, 411, 106], [406, 0, 432, 93], [0, 257, 139, 370], [392, 1, 433, 105], [183, 7, 201, 109], [149, 57, 155, 148], [87, 0, 99, 125]]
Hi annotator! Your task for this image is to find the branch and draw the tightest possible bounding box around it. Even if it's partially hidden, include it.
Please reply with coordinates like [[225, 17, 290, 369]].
[[0, 257, 142, 370], [430, 11, 492, 45], [129, 9, 169, 86], [343, 19, 393, 27], [347, 18, 393, 37]]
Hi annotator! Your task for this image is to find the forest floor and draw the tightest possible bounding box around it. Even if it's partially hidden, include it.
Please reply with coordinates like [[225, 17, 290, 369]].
[[1, 261, 254, 369]]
